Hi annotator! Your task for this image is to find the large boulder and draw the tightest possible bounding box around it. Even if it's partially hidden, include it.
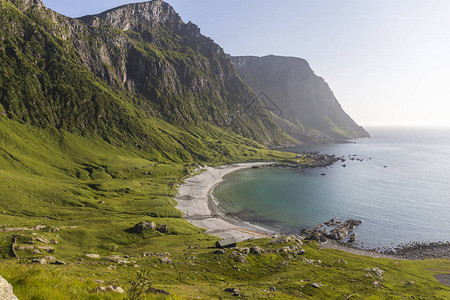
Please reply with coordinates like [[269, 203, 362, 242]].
[[133, 221, 156, 232], [0, 275, 18, 300], [96, 285, 124, 293], [326, 220, 362, 240]]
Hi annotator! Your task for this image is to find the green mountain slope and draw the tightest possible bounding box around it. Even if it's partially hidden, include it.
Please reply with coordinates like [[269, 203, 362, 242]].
[[1, 0, 292, 152], [231, 55, 370, 143]]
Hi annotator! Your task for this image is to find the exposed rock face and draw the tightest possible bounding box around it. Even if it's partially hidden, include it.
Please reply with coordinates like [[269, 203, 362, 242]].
[[231, 55, 370, 143], [326, 219, 363, 240], [1, 0, 288, 149], [301, 219, 363, 242], [0, 275, 18, 300]]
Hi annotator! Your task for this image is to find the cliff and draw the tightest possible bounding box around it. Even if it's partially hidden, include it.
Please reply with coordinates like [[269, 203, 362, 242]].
[[231, 55, 369, 142], [1, 0, 291, 154]]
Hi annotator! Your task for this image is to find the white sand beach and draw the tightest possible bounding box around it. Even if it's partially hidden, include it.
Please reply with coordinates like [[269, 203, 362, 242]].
[[175, 163, 274, 242]]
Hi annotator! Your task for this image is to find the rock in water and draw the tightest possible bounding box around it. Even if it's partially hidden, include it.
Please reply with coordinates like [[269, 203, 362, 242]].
[[326, 219, 362, 240], [0, 276, 18, 300]]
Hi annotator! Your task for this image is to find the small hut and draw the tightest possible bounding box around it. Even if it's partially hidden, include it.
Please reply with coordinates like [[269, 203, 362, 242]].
[[215, 237, 237, 249]]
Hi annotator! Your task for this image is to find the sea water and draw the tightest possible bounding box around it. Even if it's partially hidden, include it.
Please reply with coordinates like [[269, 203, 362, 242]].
[[213, 127, 450, 249]]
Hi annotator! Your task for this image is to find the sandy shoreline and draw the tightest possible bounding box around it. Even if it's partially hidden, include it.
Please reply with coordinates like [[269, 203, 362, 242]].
[[175, 163, 450, 261], [175, 162, 274, 242]]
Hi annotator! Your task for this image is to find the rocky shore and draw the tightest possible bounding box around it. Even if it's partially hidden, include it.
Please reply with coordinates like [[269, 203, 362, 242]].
[[299, 218, 450, 260], [264, 153, 346, 169], [382, 241, 450, 260]]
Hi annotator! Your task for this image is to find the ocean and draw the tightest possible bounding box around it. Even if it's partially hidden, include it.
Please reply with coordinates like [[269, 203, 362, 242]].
[[212, 127, 450, 249]]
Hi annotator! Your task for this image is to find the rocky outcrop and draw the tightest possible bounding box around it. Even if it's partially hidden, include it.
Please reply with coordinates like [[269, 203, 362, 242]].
[[301, 219, 363, 243], [231, 55, 370, 143], [0, 275, 18, 300], [133, 221, 156, 232], [326, 220, 363, 240]]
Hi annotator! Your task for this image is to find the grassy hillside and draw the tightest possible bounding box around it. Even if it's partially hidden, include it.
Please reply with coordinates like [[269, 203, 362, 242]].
[[0, 116, 449, 299], [0, 1, 449, 299]]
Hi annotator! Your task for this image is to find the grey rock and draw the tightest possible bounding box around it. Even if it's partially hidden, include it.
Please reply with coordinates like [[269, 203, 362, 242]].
[[32, 258, 47, 264], [0, 275, 18, 300], [250, 246, 265, 255], [297, 249, 306, 255], [133, 221, 155, 232], [160, 257, 172, 264], [224, 288, 240, 296], [311, 283, 323, 288], [147, 287, 170, 295], [366, 267, 385, 279], [96, 285, 124, 293], [156, 224, 168, 233]]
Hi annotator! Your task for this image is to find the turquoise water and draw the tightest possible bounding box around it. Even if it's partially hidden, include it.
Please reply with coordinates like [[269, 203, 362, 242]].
[[213, 127, 450, 249]]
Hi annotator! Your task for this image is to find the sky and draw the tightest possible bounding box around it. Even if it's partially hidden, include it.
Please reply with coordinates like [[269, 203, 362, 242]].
[[42, 0, 450, 127]]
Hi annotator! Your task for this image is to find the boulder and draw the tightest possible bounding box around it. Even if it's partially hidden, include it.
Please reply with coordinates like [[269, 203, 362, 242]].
[[213, 249, 226, 254], [147, 287, 170, 295], [96, 285, 124, 293], [133, 221, 155, 232], [37, 246, 54, 253], [156, 224, 168, 233], [160, 257, 172, 264], [0, 276, 18, 300], [311, 283, 323, 288], [270, 236, 293, 244], [326, 220, 362, 240], [348, 233, 357, 243], [366, 267, 384, 279], [297, 249, 306, 255], [224, 288, 240, 296], [250, 246, 265, 255], [34, 237, 50, 244], [32, 258, 47, 264], [86, 254, 100, 259], [17, 246, 34, 251], [306, 231, 327, 243], [235, 256, 247, 263]]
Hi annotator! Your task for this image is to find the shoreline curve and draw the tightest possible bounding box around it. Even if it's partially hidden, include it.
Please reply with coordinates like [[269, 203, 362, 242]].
[[175, 162, 274, 242]]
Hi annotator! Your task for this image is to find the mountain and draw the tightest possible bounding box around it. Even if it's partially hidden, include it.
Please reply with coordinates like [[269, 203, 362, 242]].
[[231, 55, 369, 143], [1, 0, 292, 162]]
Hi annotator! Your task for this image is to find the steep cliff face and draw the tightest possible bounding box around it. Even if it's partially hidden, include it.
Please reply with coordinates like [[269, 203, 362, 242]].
[[0, 0, 291, 151], [231, 55, 369, 142]]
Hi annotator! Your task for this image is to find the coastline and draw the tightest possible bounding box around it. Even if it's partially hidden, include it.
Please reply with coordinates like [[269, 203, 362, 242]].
[[175, 162, 450, 261], [175, 162, 275, 242]]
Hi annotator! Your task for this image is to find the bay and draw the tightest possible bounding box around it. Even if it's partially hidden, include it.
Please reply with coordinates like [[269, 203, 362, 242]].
[[213, 127, 450, 249]]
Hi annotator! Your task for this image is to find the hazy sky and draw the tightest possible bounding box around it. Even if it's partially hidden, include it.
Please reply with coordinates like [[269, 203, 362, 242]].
[[42, 0, 450, 127]]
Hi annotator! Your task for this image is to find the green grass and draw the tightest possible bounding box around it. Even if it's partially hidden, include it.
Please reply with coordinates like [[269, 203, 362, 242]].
[[1, 239, 449, 299], [0, 116, 449, 299]]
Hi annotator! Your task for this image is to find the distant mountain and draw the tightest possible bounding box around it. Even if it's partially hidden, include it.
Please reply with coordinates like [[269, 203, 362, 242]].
[[231, 55, 369, 143]]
